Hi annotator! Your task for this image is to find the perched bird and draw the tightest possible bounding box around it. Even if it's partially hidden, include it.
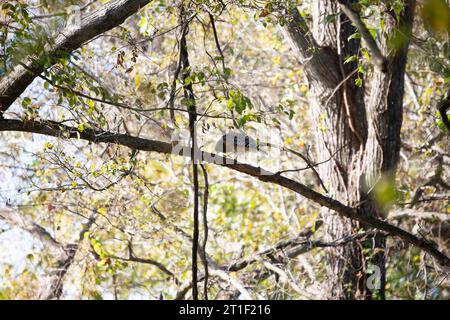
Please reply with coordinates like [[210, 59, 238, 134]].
[[214, 131, 261, 154]]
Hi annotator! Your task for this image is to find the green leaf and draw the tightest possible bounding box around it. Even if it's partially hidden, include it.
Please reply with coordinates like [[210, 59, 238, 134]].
[[361, 48, 370, 61], [368, 28, 377, 40], [77, 123, 85, 133], [373, 178, 397, 208], [224, 67, 231, 80], [347, 33, 361, 41], [324, 13, 338, 24], [181, 97, 195, 107], [21, 97, 31, 108], [135, 73, 141, 89], [437, 115, 450, 133], [138, 17, 148, 34], [286, 109, 295, 120], [157, 82, 168, 90], [344, 55, 357, 64]]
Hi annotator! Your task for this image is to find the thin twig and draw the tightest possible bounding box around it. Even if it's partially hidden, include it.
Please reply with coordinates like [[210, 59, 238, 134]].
[[200, 164, 209, 300], [179, 7, 200, 300]]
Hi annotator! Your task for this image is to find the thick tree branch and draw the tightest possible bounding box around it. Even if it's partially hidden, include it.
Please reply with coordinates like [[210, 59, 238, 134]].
[[280, 6, 341, 88], [366, 0, 416, 179], [0, 0, 151, 114], [0, 118, 449, 266], [42, 216, 95, 300]]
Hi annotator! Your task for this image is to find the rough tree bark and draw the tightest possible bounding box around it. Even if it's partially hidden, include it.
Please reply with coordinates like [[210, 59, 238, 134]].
[[283, 0, 415, 299]]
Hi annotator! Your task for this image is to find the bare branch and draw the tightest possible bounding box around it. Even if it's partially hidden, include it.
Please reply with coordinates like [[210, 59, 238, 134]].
[[176, 228, 378, 300], [109, 241, 181, 285], [42, 216, 95, 300], [388, 209, 450, 222]]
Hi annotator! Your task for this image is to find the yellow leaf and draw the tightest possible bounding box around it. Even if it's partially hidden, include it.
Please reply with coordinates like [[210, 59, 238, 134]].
[[373, 176, 397, 208], [300, 84, 308, 93], [77, 123, 85, 133], [135, 73, 141, 90], [424, 87, 434, 97], [44, 142, 54, 150], [272, 56, 281, 65]]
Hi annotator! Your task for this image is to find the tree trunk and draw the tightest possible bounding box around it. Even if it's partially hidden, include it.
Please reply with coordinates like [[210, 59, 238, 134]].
[[284, 0, 415, 299], [309, 0, 369, 299]]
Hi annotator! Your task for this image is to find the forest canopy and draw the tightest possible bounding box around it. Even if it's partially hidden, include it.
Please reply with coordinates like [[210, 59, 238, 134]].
[[0, 0, 449, 300]]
